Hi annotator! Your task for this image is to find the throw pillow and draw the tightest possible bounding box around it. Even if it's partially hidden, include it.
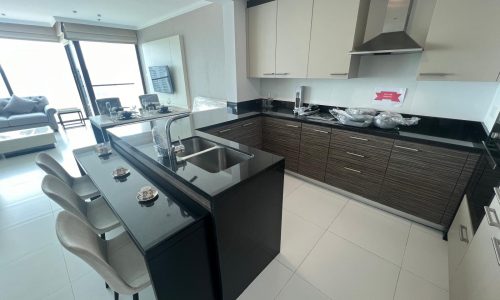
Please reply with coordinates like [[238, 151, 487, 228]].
[[31, 97, 49, 112], [2, 95, 36, 115]]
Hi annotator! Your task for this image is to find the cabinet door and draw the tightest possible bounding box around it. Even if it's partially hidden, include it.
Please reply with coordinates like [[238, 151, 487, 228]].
[[298, 123, 331, 181], [379, 140, 468, 224], [262, 117, 301, 171], [418, 0, 500, 82], [247, 1, 277, 78], [308, 0, 364, 79], [275, 0, 314, 78], [450, 192, 500, 300]]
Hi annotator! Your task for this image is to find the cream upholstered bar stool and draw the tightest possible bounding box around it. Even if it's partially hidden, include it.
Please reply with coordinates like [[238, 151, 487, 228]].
[[35, 152, 100, 199], [41, 174, 120, 239], [56, 211, 151, 300]]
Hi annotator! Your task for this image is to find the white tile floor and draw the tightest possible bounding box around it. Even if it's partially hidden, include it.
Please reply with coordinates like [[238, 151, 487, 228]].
[[0, 123, 450, 300]]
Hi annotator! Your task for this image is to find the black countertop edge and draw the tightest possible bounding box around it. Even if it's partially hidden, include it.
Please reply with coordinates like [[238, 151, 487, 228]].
[[202, 106, 486, 153]]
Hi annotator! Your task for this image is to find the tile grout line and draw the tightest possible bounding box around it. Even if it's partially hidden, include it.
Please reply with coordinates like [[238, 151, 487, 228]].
[[331, 232, 401, 269], [51, 193, 77, 300], [392, 222, 413, 300]]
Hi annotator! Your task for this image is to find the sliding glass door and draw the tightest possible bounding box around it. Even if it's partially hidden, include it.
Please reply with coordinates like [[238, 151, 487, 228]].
[[0, 38, 85, 115]]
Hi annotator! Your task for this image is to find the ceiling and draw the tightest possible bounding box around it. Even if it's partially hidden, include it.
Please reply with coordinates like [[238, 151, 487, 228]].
[[0, 0, 213, 29]]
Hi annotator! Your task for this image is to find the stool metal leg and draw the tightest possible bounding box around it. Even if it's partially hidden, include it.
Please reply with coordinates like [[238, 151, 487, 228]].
[[133, 293, 139, 300], [114, 291, 119, 300]]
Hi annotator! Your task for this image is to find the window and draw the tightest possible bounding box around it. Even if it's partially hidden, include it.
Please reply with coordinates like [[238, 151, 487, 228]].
[[0, 67, 10, 98], [79, 41, 144, 109], [0, 39, 84, 114]]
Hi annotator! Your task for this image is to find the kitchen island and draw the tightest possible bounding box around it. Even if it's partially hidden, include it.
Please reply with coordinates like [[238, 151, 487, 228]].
[[76, 107, 285, 300]]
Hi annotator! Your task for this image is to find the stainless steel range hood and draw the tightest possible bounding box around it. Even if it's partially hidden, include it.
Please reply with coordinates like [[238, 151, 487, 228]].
[[350, 0, 423, 55]]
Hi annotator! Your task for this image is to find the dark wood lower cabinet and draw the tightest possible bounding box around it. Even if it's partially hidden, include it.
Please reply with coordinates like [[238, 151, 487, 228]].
[[201, 116, 478, 228], [297, 123, 331, 181], [325, 159, 383, 200], [262, 117, 301, 172]]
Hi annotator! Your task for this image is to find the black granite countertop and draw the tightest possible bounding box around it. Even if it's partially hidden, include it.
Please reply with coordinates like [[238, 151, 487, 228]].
[[213, 103, 488, 152], [106, 109, 284, 199], [73, 146, 207, 254]]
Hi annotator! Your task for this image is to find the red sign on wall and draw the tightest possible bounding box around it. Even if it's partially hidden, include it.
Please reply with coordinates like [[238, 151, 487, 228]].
[[372, 88, 407, 107], [375, 91, 402, 102]]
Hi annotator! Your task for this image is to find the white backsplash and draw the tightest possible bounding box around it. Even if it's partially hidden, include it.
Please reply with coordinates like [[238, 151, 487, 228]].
[[260, 53, 499, 122]]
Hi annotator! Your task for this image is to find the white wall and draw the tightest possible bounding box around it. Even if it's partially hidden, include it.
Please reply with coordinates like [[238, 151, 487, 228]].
[[260, 53, 499, 121], [141, 35, 190, 108], [222, 0, 260, 102], [138, 4, 226, 102]]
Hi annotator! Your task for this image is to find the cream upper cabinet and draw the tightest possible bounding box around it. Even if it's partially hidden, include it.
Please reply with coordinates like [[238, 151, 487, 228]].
[[418, 0, 500, 82], [275, 0, 314, 78], [247, 1, 277, 78], [307, 0, 369, 79]]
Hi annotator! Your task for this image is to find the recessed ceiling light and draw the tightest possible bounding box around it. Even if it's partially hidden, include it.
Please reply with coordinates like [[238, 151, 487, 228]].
[[1, 13, 5, 17], [72, 10, 77, 14], [97, 14, 101, 17]]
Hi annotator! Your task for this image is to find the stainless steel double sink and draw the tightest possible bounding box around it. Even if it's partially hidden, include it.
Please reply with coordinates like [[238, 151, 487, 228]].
[[174, 137, 253, 173]]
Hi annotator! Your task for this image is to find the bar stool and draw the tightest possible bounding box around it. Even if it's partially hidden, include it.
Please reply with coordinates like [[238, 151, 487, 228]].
[[56, 211, 150, 300], [42, 174, 120, 238], [36, 152, 100, 199]]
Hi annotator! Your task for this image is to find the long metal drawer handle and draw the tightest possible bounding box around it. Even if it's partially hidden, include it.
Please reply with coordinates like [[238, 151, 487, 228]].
[[242, 122, 254, 127], [329, 73, 348, 76], [313, 129, 329, 134], [344, 167, 361, 173], [263, 73, 275, 75], [459, 224, 469, 243], [394, 145, 419, 152], [492, 237, 500, 266], [275, 72, 290, 75], [346, 152, 365, 158], [484, 206, 500, 228], [286, 124, 299, 128], [219, 129, 232, 133], [349, 136, 368, 141]]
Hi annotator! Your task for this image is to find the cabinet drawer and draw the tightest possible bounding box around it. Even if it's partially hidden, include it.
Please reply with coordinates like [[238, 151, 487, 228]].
[[301, 123, 331, 147], [326, 159, 385, 186], [392, 140, 469, 170], [264, 117, 302, 131], [378, 179, 447, 224], [325, 160, 382, 200], [329, 141, 391, 172], [332, 129, 394, 150]]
